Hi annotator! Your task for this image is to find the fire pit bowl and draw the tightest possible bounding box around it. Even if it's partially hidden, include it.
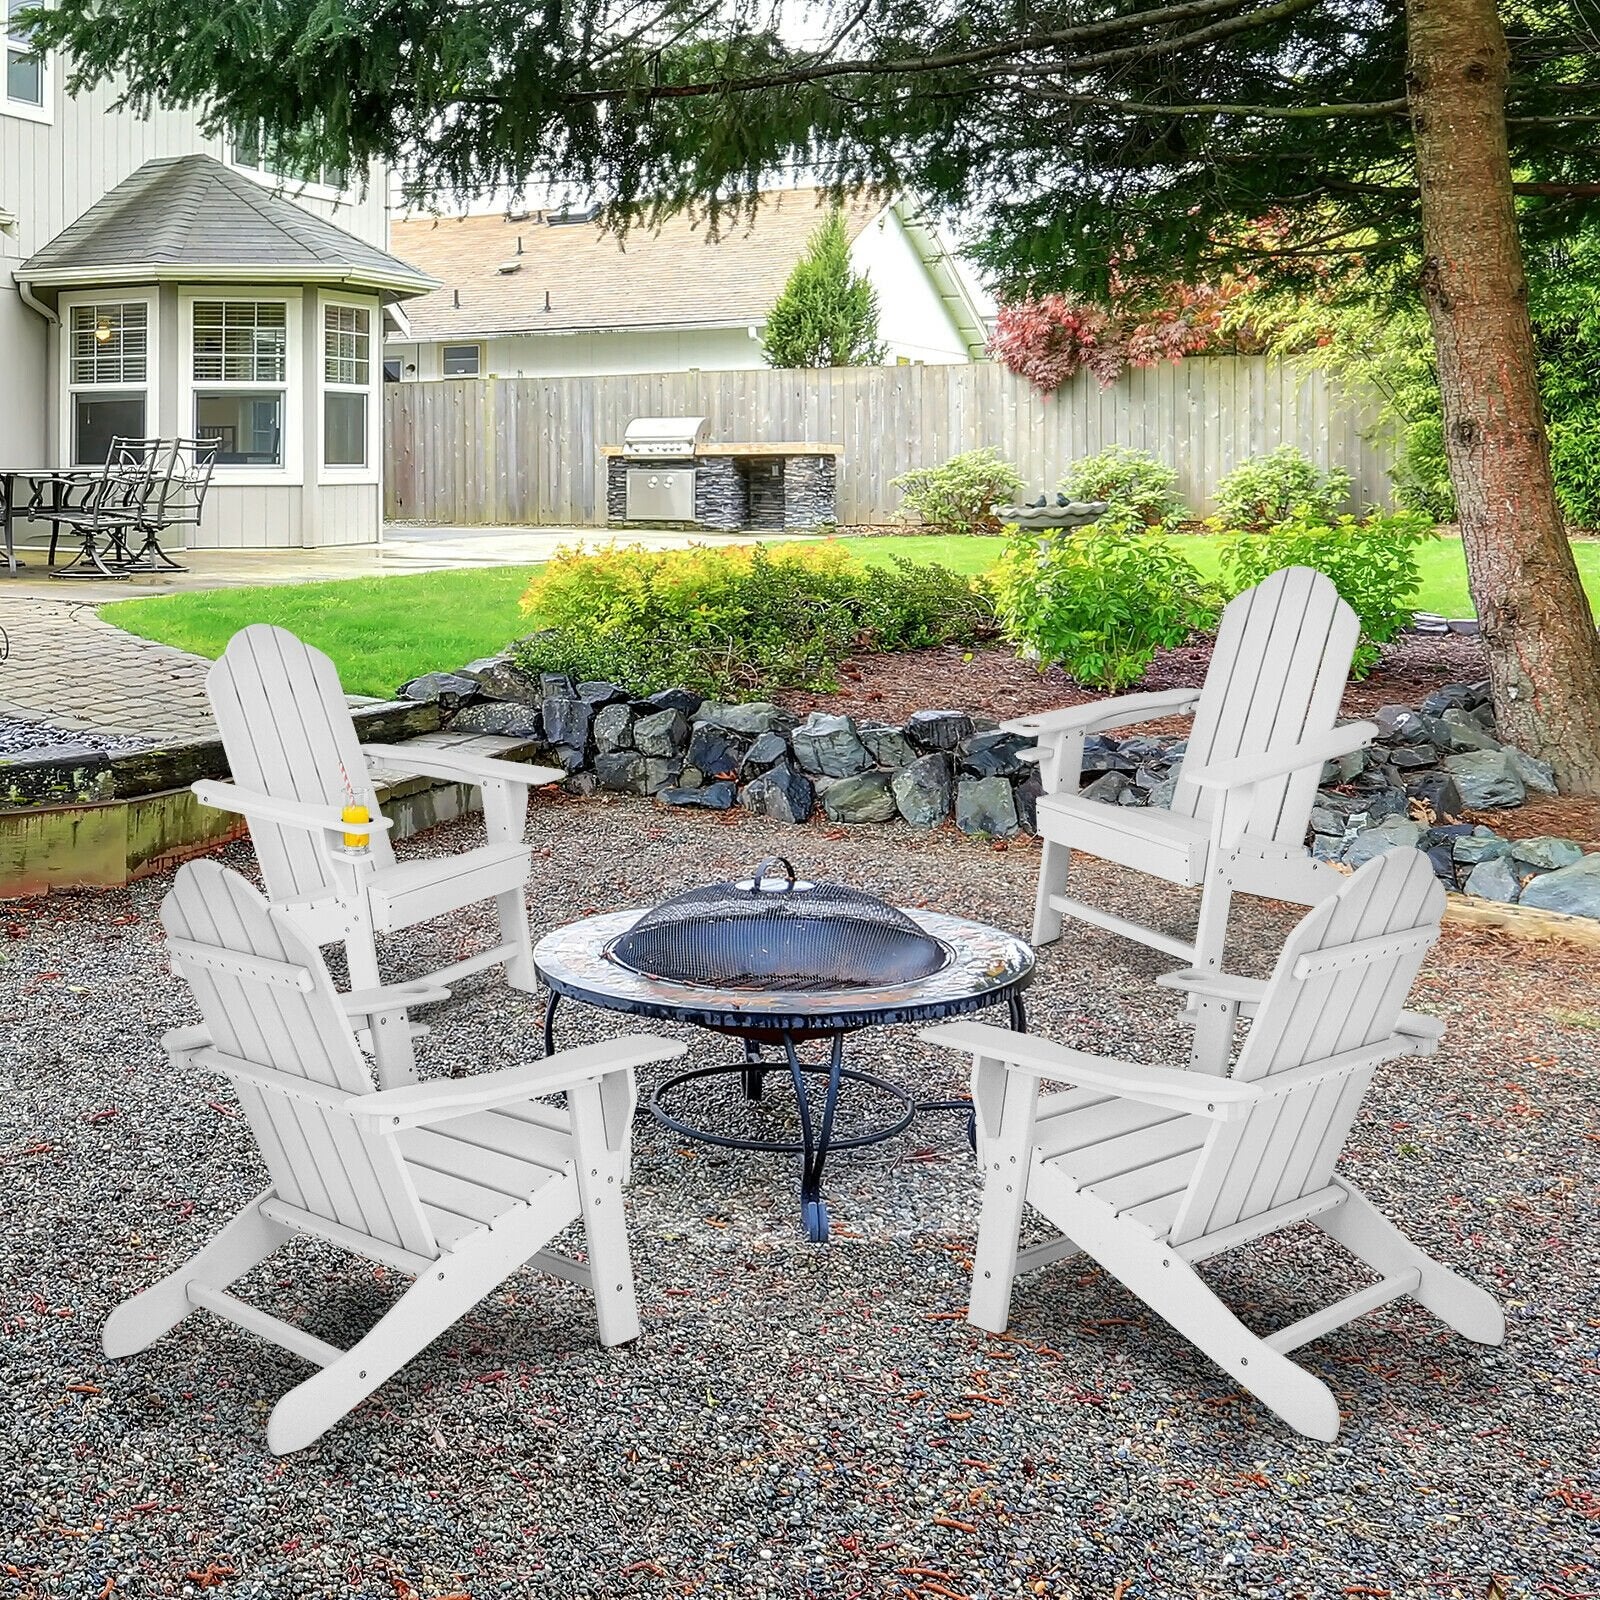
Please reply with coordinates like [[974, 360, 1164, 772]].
[[607, 857, 950, 991]]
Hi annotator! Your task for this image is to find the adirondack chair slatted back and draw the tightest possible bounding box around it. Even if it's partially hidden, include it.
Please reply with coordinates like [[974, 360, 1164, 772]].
[[207, 624, 393, 902], [1168, 850, 1444, 1248], [162, 861, 435, 1258], [1170, 567, 1359, 845]]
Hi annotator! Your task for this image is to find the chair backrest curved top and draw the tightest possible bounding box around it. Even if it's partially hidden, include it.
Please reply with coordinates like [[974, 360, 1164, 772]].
[[162, 859, 434, 1257], [207, 624, 392, 902], [1171, 567, 1360, 845]]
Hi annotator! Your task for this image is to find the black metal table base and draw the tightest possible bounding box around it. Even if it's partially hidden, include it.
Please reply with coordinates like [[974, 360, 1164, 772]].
[[542, 988, 1022, 1242]]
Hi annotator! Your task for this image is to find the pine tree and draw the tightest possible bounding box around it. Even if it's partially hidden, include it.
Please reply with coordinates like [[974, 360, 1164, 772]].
[[761, 211, 885, 369]]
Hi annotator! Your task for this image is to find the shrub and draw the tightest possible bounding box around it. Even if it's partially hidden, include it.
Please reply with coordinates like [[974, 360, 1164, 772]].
[[1216, 506, 1435, 674], [761, 209, 885, 368], [1214, 446, 1351, 529], [892, 448, 1025, 536], [992, 525, 1217, 690], [513, 541, 993, 698], [1059, 446, 1187, 534]]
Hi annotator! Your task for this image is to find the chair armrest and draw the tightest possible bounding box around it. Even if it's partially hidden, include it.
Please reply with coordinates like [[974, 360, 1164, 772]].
[[352, 1035, 689, 1129], [161, 1024, 212, 1058], [192, 780, 395, 839], [341, 981, 452, 1017], [1395, 1010, 1445, 1052], [1155, 969, 1267, 1006], [1183, 722, 1376, 793], [920, 1020, 1257, 1118], [361, 743, 564, 790], [1002, 688, 1202, 742]]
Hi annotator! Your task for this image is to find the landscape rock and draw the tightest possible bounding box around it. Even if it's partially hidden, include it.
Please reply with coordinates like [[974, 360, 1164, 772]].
[[792, 712, 872, 778], [1431, 713, 1501, 754], [685, 722, 749, 780], [541, 694, 593, 751], [740, 731, 790, 777], [642, 758, 681, 794], [1510, 836, 1585, 872], [1518, 853, 1600, 918], [633, 709, 689, 758], [957, 731, 1028, 779], [859, 722, 917, 769], [1505, 747, 1558, 797], [1453, 830, 1510, 866], [907, 709, 975, 752], [400, 671, 479, 709], [891, 753, 952, 828], [646, 687, 704, 718], [956, 775, 1018, 837], [539, 673, 578, 700], [594, 752, 648, 794], [1386, 745, 1437, 771], [1405, 771, 1465, 818], [1344, 818, 1424, 868], [696, 701, 794, 737], [659, 781, 737, 810], [744, 759, 814, 824], [449, 702, 543, 738], [1420, 682, 1486, 715], [593, 703, 636, 754], [1083, 772, 1132, 806], [822, 771, 897, 824], [1145, 775, 1179, 810], [1013, 773, 1044, 833], [1376, 705, 1430, 742], [1464, 854, 1522, 904], [577, 680, 630, 708], [464, 658, 541, 703], [1442, 750, 1526, 809]]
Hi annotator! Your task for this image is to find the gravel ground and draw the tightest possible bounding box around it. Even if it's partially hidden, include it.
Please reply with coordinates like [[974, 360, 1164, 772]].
[[0, 715, 152, 757], [2, 794, 1597, 1600]]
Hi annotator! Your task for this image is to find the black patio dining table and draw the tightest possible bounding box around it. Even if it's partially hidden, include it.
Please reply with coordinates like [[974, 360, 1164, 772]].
[[534, 906, 1035, 1242]]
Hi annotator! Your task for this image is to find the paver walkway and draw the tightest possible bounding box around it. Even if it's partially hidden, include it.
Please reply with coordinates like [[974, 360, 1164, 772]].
[[0, 596, 216, 740]]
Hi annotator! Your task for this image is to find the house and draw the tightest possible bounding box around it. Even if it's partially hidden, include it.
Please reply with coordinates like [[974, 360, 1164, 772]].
[[385, 190, 990, 381], [2, 70, 432, 549]]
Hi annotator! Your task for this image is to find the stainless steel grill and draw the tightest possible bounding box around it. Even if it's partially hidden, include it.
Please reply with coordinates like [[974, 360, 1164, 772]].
[[607, 857, 949, 990], [622, 417, 708, 520]]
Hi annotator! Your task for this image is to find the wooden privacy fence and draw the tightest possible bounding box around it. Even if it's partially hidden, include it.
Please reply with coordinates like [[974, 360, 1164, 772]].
[[383, 356, 1394, 528]]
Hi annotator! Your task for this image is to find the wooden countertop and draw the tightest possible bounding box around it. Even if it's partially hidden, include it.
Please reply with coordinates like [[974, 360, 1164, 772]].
[[601, 443, 843, 457]]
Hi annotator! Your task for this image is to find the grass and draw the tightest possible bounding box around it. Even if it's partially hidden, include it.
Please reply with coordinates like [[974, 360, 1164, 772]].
[[102, 530, 1600, 700]]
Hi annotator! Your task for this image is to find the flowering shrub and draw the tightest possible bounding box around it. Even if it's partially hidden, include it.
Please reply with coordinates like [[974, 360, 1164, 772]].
[[892, 448, 1025, 535], [988, 282, 1239, 394], [514, 541, 992, 696]]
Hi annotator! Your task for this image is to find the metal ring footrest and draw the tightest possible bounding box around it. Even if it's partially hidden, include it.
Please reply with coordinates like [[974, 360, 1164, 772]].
[[648, 1060, 917, 1156]]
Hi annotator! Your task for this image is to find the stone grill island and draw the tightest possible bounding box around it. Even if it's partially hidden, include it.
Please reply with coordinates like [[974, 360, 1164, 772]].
[[604, 417, 840, 532]]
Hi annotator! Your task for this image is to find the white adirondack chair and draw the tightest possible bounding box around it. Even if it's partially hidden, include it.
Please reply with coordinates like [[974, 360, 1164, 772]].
[[1006, 567, 1376, 1005], [105, 859, 686, 1455], [922, 849, 1505, 1441], [195, 624, 562, 1087]]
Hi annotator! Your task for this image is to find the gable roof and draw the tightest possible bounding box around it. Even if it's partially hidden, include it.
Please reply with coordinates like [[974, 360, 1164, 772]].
[[388, 189, 891, 341], [18, 155, 435, 299]]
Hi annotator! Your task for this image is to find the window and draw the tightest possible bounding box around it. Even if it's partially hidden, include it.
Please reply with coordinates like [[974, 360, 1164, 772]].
[[442, 343, 482, 378], [231, 120, 346, 192], [192, 300, 288, 466], [322, 303, 370, 468], [66, 301, 150, 463], [5, 0, 48, 119]]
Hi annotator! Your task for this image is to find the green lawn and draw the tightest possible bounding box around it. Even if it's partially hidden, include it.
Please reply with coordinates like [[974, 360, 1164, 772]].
[[102, 532, 1600, 700]]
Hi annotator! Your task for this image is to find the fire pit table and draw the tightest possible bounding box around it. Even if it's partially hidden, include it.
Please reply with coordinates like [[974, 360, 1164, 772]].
[[533, 860, 1033, 1242]]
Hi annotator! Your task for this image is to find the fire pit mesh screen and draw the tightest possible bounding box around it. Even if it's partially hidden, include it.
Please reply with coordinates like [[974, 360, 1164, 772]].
[[607, 858, 949, 991]]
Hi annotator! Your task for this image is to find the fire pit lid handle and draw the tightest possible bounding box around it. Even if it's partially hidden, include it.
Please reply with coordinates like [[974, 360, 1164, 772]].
[[749, 856, 798, 893]]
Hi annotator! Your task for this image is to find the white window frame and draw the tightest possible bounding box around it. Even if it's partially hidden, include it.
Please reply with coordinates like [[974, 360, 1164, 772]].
[[227, 120, 348, 202], [179, 289, 302, 487], [57, 290, 158, 465], [441, 342, 483, 378], [3, 0, 52, 125], [317, 292, 380, 484]]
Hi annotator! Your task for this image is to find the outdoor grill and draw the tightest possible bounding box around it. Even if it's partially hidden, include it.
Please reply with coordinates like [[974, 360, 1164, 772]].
[[620, 416, 710, 522], [607, 857, 949, 991]]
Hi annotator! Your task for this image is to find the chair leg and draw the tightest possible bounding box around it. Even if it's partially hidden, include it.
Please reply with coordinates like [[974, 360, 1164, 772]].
[[1190, 866, 1235, 975], [497, 885, 537, 993], [266, 1195, 575, 1455], [1028, 1167, 1343, 1440], [1032, 838, 1069, 946], [103, 1192, 289, 1358], [967, 1060, 1040, 1334], [343, 928, 418, 1089], [568, 1075, 642, 1348], [1317, 1181, 1505, 1347]]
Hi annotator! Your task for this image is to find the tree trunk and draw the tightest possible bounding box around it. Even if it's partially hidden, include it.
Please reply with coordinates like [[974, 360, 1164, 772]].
[[1407, 0, 1600, 795]]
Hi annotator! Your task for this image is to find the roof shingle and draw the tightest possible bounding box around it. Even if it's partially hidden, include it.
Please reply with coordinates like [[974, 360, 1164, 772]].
[[389, 190, 887, 340]]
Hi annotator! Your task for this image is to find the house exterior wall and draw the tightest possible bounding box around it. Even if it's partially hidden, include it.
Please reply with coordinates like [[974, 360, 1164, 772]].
[[3, 74, 389, 547], [847, 208, 974, 365]]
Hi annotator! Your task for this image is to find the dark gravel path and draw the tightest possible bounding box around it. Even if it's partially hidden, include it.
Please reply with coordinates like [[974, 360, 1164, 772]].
[[2, 795, 1596, 1600]]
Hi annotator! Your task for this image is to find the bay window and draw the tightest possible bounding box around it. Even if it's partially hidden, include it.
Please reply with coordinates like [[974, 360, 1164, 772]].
[[66, 300, 150, 463], [322, 303, 371, 468], [192, 300, 287, 466]]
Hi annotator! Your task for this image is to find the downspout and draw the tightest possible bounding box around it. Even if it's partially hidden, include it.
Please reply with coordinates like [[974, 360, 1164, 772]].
[[13, 276, 58, 324]]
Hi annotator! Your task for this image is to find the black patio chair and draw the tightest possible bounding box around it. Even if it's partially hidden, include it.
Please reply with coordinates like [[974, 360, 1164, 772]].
[[45, 441, 160, 580], [121, 438, 218, 572]]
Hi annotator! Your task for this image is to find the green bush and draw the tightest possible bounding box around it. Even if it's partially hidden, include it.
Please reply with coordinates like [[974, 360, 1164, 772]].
[[1059, 445, 1187, 534], [1216, 507, 1435, 673], [893, 448, 1025, 536], [513, 541, 993, 698], [992, 525, 1217, 690], [1214, 446, 1352, 529]]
